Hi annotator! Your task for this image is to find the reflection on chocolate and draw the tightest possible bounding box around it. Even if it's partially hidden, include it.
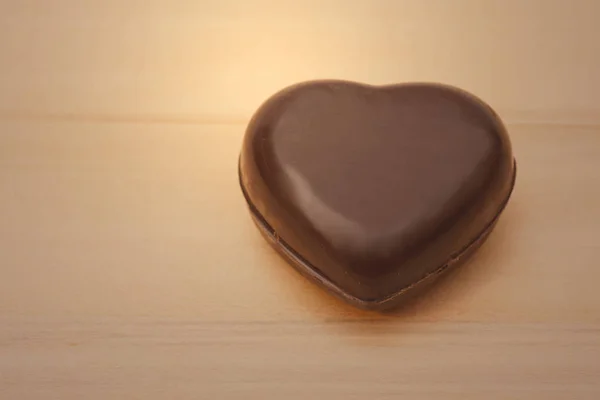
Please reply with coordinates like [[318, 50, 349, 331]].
[[239, 80, 516, 311]]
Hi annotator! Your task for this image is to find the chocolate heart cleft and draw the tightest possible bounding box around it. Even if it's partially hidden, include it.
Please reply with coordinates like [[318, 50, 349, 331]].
[[238, 80, 516, 311]]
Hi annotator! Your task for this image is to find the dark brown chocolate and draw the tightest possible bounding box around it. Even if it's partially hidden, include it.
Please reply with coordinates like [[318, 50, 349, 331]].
[[239, 80, 516, 310]]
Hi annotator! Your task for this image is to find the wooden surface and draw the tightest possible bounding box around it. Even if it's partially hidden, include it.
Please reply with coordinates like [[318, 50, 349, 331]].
[[1, 1, 600, 398]]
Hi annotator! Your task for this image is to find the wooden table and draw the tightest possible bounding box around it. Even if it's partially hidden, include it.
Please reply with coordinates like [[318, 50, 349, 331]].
[[2, 2, 599, 398]]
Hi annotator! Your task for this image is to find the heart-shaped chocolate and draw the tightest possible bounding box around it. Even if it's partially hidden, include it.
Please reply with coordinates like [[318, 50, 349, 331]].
[[239, 80, 516, 311]]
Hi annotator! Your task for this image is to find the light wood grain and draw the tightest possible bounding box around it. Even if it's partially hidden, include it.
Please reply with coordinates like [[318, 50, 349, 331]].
[[1, 1, 600, 398], [2, 318, 600, 399]]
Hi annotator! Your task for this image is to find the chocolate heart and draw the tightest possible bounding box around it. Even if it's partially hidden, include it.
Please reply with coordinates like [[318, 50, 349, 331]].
[[239, 80, 516, 311]]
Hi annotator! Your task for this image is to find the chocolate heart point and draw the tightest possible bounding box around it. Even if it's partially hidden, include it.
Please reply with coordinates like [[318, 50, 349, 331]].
[[239, 80, 516, 310]]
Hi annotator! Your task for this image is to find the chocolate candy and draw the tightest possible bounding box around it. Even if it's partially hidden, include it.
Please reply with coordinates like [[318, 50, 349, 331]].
[[239, 80, 516, 310]]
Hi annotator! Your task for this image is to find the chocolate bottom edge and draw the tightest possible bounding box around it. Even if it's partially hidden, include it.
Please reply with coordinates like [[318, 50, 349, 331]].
[[239, 159, 518, 312]]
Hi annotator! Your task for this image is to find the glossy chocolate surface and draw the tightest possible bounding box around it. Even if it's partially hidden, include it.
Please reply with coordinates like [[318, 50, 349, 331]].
[[239, 80, 515, 306]]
